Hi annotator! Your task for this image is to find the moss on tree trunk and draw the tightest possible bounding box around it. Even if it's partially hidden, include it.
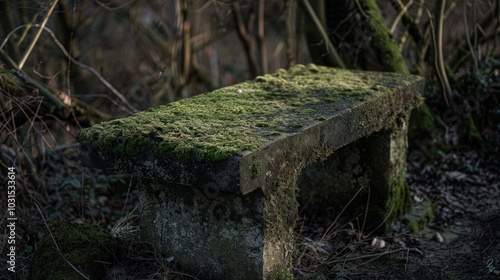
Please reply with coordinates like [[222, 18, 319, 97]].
[[360, 0, 409, 74]]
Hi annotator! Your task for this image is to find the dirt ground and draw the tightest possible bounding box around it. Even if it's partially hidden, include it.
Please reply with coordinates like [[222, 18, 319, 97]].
[[294, 148, 500, 280]]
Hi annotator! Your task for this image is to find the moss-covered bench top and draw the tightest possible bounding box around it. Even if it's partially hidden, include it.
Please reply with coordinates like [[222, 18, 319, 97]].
[[77, 64, 423, 194]]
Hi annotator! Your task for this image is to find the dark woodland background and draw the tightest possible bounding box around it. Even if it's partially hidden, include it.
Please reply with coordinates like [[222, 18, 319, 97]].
[[0, 0, 499, 279]]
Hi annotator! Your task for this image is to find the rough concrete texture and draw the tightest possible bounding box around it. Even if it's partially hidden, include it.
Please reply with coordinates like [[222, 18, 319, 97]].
[[77, 64, 423, 279], [139, 179, 293, 279]]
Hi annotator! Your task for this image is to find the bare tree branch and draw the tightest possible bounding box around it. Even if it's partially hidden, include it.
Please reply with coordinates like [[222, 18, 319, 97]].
[[300, 0, 346, 68], [18, 0, 59, 69], [231, 1, 258, 77], [257, 0, 268, 73], [434, 0, 454, 107], [2, 24, 137, 114]]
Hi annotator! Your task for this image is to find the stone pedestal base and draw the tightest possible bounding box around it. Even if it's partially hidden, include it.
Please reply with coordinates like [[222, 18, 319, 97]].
[[139, 179, 296, 280]]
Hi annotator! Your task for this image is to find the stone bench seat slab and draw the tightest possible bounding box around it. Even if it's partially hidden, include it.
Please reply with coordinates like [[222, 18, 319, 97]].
[[78, 64, 423, 195]]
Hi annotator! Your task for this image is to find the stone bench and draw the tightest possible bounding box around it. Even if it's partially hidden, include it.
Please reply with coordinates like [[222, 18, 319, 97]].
[[77, 64, 423, 279]]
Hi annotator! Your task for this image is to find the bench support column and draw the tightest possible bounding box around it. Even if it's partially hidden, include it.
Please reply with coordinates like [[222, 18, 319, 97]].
[[139, 177, 297, 279]]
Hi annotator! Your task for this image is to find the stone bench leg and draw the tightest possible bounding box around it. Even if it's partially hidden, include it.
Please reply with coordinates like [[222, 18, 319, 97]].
[[139, 177, 297, 280], [298, 116, 411, 231]]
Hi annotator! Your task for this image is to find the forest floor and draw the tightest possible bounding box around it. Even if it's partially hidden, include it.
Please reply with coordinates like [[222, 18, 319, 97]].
[[294, 147, 500, 280]]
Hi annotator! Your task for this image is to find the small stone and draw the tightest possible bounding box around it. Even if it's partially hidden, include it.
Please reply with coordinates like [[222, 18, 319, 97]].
[[413, 195, 424, 203], [371, 237, 386, 248], [434, 232, 444, 243], [236, 88, 243, 94]]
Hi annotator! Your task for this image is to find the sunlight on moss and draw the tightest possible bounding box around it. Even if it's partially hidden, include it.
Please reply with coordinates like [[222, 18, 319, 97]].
[[77, 64, 421, 163]]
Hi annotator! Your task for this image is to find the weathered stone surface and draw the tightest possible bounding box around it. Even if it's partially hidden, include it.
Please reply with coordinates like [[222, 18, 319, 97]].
[[139, 179, 293, 279], [77, 64, 423, 279], [77, 64, 423, 195]]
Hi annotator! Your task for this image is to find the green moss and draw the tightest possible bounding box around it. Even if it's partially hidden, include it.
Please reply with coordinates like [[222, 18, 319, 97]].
[[324, 88, 370, 103], [28, 221, 120, 280], [465, 114, 481, 142], [383, 171, 412, 231], [0, 70, 26, 96], [403, 200, 435, 234], [409, 103, 436, 140], [77, 64, 421, 163], [362, 160, 411, 233], [407, 218, 420, 234], [252, 164, 260, 179], [324, 96, 338, 103], [362, 0, 410, 74], [268, 271, 294, 280]]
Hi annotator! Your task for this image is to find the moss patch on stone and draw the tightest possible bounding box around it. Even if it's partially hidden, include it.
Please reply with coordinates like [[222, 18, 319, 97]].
[[77, 64, 421, 163], [252, 164, 260, 179], [382, 167, 412, 232], [28, 221, 120, 280]]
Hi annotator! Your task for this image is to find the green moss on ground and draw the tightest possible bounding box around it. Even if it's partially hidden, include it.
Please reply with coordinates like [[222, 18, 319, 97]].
[[409, 103, 437, 141], [28, 221, 120, 280], [77, 64, 421, 163], [465, 114, 482, 143], [403, 200, 435, 234]]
